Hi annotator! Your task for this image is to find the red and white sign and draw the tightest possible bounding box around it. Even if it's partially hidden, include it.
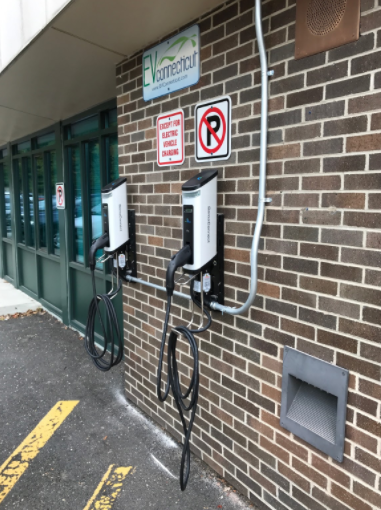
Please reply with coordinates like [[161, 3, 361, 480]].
[[157, 109, 184, 166], [195, 96, 231, 162], [56, 183, 65, 210]]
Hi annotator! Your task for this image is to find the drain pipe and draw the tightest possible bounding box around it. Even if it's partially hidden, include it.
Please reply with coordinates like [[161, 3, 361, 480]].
[[210, 0, 269, 315]]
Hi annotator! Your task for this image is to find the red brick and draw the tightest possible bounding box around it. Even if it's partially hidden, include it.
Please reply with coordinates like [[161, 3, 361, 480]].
[[346, 424, 378, 452], [348, 92, 381, 114], [311, 455, 350, 488], [337, 352, 380, 380], [292, 458, 327, 488], [361, 10, 381, 33], [353, 482, 381, 509], [260, 436, 289, 464], [331, 483, 372, 510], [303, 175, 341, 191], [276, 433, 308, 461], [347, 133, 381, 152], [357, 413, 381, 438], [267, 143, 300, 160], [317, 330, 357, 353], [278, 462, 311, 493], [322, 192, 365, 209]]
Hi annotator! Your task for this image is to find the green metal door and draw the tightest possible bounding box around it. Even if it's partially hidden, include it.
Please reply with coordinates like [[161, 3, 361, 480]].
[[9, 127, 68, 321], [0, 148, 16, 283], [63, 104, 123, 343], [0, 102, 120, 341]]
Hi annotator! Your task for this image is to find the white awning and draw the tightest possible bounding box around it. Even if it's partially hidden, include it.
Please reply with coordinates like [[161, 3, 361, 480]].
[[0, 0, 224, 144]]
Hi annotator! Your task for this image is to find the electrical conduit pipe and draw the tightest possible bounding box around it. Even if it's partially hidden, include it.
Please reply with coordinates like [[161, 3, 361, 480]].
[[210, 0, 269, 315]]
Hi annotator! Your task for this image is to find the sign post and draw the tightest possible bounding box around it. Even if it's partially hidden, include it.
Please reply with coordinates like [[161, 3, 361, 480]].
[[195, 96, 232, 163], [56, 183, 65, 210], [157, 109, 184, 167]]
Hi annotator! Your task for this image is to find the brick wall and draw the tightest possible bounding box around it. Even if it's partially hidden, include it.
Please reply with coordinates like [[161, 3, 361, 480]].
[[116, 1, 381, 509]]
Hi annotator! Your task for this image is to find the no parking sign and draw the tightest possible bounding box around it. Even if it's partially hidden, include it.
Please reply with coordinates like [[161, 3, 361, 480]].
[[56, 183, 65, 210], [195, 96, 231, 162]]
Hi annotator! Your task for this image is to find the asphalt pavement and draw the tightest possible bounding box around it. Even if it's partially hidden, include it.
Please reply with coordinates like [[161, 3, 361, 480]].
[[0, 312, 254, 510]]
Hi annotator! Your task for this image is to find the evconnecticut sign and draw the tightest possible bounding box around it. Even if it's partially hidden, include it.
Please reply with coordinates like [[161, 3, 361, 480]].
[[142, 25, 200, 101]]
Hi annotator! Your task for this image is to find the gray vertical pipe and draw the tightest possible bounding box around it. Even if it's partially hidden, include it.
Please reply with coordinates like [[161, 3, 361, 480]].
[[210, 0, 268, 315]]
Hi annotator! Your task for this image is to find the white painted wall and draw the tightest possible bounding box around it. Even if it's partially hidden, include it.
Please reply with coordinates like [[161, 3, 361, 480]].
[[0, 0, 71, 72]]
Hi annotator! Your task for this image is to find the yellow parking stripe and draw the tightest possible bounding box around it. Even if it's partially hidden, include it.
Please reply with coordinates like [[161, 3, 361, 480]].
[[0, 400, 79, 504], [84, 465, 132, 510]]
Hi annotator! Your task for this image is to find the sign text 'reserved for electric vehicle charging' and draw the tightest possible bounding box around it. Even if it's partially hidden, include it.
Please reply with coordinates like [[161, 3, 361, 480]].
[[142, 25, 200, 101]]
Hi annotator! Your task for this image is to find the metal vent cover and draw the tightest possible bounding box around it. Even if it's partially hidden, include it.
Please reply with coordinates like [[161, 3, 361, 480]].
[[295, 0, 360, 59], [287, 378, 337, 444], [280, 347, 349, 462], [307, 0, 347, 36]]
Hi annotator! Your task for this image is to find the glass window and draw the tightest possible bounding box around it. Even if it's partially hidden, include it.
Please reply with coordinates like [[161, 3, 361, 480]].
[[105, 134, 119, 183], [49, 152, 60, 255], [3, 161, 12, 239], [35, 155, 46, 249], [69, 146, 83, 263], [35, 132, 55, 149], [14, 140, 31, 155], [16, 160, 25, 244], [0, 148, 8, 159], [88, 141, 102, 268], [104, 108, 117, 129], [67, 115, 98, 140], [26, 158, 35, 247]]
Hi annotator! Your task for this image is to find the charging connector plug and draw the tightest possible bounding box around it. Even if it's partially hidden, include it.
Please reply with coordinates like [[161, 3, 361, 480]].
[[166, 244, 192, 296], [89, 233, 109, 270]]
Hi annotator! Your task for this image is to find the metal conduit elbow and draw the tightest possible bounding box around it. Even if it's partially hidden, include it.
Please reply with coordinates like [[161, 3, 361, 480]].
[[210, 0, 269, 315]]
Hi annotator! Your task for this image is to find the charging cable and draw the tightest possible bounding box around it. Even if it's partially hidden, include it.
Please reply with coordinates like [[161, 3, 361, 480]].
[[84, 233, 123, 371], [157, 245, 212, 490]]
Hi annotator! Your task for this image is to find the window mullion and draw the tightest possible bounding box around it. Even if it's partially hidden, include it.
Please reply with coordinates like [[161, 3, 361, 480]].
[[44, 151, 53, 254], [81, 141, 91, 268], [22, 158, 30, 246]]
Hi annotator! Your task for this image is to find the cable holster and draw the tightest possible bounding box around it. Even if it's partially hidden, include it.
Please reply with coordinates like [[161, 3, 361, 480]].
[[166, 244, 192, 296]]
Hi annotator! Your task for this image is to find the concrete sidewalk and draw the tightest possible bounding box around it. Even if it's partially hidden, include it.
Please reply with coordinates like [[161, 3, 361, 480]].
[[0, 279, 41, 316], [0, 312, 254, 510]]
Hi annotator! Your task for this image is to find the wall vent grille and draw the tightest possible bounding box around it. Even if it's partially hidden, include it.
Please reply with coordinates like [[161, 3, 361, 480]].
[[295, 0, 360, 59], [280, 348, 349, 462], [306, 0, 347, 36]]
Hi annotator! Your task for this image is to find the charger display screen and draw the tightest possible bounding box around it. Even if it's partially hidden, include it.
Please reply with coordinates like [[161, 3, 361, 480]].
[[102, 203, 109, 235], [183, 205, 194, 265]]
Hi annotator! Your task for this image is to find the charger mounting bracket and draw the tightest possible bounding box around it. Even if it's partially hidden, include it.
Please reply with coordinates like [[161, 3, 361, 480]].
[[114, 209, 137, 279], [192, 213, 224, 308]]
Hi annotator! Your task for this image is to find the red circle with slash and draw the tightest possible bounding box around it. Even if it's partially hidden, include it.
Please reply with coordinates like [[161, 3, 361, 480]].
[[57, 186, 64, 206], [198, 107, 226, 154]]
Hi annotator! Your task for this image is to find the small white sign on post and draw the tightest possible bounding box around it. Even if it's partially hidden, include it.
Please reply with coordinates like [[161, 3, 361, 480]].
[[56, 183, 65, 210], [157, 109, 184, 167], [195, 96, 232, 163]]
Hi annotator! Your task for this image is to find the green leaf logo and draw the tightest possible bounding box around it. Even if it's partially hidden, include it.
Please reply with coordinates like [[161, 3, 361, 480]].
[[158, 34, 197, 66]]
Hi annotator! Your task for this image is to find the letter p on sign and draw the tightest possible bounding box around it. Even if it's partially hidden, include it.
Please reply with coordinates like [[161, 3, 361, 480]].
[[195, 96, 231, 162]]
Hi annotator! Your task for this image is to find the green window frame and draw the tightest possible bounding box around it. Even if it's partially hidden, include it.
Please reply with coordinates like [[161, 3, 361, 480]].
[[63, 104, 119, 271], [11, 130, 60, 255], [0, 148, 12, 240]]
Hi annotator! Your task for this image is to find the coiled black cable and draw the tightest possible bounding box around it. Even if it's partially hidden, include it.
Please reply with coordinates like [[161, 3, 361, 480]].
[[157, 279, 212, 490], [84, 267, 123, 372]]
